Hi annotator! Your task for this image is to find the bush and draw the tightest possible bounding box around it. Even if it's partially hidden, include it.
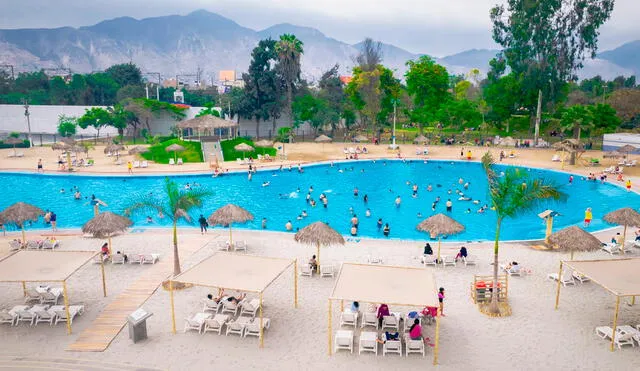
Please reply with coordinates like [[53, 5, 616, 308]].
[[220, 138, 277, 161], [0, 139, 30, 149], [140, 139, 203, 164]]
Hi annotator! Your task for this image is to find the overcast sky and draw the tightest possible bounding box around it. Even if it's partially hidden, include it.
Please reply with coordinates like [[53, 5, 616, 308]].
[[1, 0, 637, 56]]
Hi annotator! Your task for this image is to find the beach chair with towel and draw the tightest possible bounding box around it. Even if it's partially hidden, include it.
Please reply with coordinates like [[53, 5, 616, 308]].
[[33, 308, 56, 326], [359, 331, 378, 355], [141, 254, 159, 264], [441, 255, 456, 267], [203, 314, 230, 335], [463, 255, 477, 266], [24, 288, 41, 304], [225, 317, 250, 337], [221, 299, 240, 316], [234, 240, 247, 252], [334, 330, 354, 353], [169, 158, 175, 165], [602, 243, 621, 255], [141, 160, 149, 168], [8, 240, 22, 251], [39, 288, 63, 305], [129, 255, 143, 264], [300, 264, 313, 277], [572, 271, 590, 283], [382, 335, 402, 356], [0, 310, 16, 326]]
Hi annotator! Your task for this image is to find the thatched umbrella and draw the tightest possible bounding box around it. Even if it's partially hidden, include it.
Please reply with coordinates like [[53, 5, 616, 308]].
[[548, 226, 602, 260], [52, 141, 74, 170], [234, 143, 254, 159], [417, 214, 465, 261], [254, 139, 274, 148], [60, 137, 76, 145], [603, 151, 622, 159], [207, 204, 254, 246], [618, 144, 637, 159], [82, 212, 132, 255], [0, 202, 45, 243], [165, 143, 185, 162], [353, 134, 368, 143], [4, 137, 23, 157], [413, 135, 429, 144], [604, 208, 640, 254], [104, 144, 125, 155], [128, 146, 150, 155], [314, 135, 332, 152], [294, 222, 345, 268]]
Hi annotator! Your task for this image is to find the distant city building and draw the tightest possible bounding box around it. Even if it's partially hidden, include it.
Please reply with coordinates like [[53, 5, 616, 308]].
[[340, 76, 352, 84], [163, 78, 178, 88], [219, 70, 236, 81]]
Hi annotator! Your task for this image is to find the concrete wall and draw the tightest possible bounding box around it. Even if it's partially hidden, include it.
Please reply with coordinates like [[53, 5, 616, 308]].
[[603, 133, 640, 153]]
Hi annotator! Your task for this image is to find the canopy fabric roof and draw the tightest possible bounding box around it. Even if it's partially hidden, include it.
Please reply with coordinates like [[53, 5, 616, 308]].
[[0, 251, 98, 282], [172, 253, 294, 293], [330, 263, 438, 307], [564, 258, 640, 296]]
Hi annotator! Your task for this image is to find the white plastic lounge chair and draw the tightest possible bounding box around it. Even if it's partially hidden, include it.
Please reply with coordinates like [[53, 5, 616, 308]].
[[203, 299, 222, 314], [572, 271, 590, 283], [221, 299, 240, 316], [595, 327, 635, 349], [334, 330, 354, 353], [361, 312, 378, 329], [339, 311, 358, 328], [382, 337, 402, 357], [9, 240, 22, 251], [442, 255, 456, 267], [169, 158, 175, 165], [300, 264, 313, 277], [551, 154, 561, 162], [141, 254, 159, 264], [225, 317, 250, 337], [359, 331, 378, 355], [257, 154, 264, 161], [320, 264, 335, 278], [0, 310, 16, 326], [177, 158, 184, 165], [502, 264, 522, 276], [463, 255, 477, 266], [234, 240, 247, 252], [16, 309, 36, 326], [42, 240, 59, 249], [111, 254, 126, 264], [239, 298, 261, 318], [547, 273, 576, 286], [141, 160, 149, 168], [405, 335, 425, 357], [54, 305, 84, 325], [367, 255, 383, 264], [236, 158, 243, 165], [24, 288, 41, 304], [40, 288, 63, 305], [183, 312, 211, 334], [203, 314, 230, 335], [244, 318, 271, 338], [26, 240, 41, 249], [422, 256, 437, 267], [381, 315, 400, 331], [133, 161, 140, 168], [602, 243, 620, 255], [33, 309, 56, 326], [217, 241, 230, 252], [129, 254, 143, 264]]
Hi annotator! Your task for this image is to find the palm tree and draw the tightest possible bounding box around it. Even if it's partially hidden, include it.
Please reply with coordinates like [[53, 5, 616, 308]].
[[481, 152, 566, 313], [275, 34, 304, 128], [125, 177, 212, 276]]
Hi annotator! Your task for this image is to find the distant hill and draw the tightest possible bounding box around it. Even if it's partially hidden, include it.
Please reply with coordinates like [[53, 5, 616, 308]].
[[0, 9, 636, 82]]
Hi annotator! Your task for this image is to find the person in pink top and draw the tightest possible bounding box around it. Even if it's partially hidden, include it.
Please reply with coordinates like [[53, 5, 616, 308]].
[[377, 303, 390, 327], [438, 287, 445, 315], [409, 318, 422, 340]]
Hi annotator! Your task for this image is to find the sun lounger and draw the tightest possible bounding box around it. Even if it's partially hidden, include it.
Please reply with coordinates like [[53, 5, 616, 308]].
[[42, 240, 59, 249], [141, 254, 159, 264], [133, 161, 140, 168], [203, 314, 230, 335], [405, 335, 425, 357], [221, 299, 240, 316], [300, 264, 313, 277], [551, 154, 561, 162], [111, 254, 126, 264], [33, 309, 56, 326], [572, 271, 590, 283], [226, 316, 251, 336], [547, 273, 576, 286], [361, 312, 378, 329], [184, 312, 212, 334], [320, 264, 335, 278], [177, 158, 184, 165], [9, 240, 22, 251], [359, 331, 378, 355], [234, 240, 247, 252], [367, 255, 383, 264], [381, 315, 400, 331], [441, 255, 456, 267], [141, 160, 149, 168], [334, 330, 354, 353], [602, 243, 620, 255], [129, 254, 143, 264], [53, 305, 84, 325], [203, 299, 222, 314], [339, 311, 358, 328], [26, 240, 42, 249], [15, 308, 37, 326], [244, 318, 271, 338], [463, 255, 477, 266], [169, 158, 175, 165], [217, 241, 230, 252], [422, 256, 437, 267], [382, 336, 402, 356], [595, 326, 635, 349], [239, 298, 261, 318], [24, 288, 41, 304], [501, 264, 522, 276], [0, 310, 16, 326], [264, 154, 272, 161], [40, 288, 63, 305]]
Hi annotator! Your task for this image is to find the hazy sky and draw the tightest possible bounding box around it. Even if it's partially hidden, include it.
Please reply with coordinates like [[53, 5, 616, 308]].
[[1, 0, 637, 56]]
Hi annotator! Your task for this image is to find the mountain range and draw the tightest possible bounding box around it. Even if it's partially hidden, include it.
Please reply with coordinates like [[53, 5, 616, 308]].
[[0, 9, 637, 83]]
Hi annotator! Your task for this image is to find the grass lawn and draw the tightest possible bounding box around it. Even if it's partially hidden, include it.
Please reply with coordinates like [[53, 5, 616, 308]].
[[221, 137, 277, 161], [140, 139, 203, 164]]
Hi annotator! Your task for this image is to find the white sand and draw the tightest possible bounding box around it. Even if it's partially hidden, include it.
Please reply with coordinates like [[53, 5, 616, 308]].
[[1, 227, 640, 370]]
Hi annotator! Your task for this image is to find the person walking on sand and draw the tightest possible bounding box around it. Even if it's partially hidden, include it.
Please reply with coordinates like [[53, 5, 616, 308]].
[[438, 287, 445, 315], [127, 161, 133, 174], [198, 214, 208, 234], [37, 159, 43, 173]]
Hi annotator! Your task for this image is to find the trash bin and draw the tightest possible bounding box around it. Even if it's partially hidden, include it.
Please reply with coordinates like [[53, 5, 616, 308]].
[[127, 308, 153, 343]]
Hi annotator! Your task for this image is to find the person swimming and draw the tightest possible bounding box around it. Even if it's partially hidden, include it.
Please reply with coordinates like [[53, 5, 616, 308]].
[[365, 209, 371, 217], [301, 210, 308, 218], [427, 184, 433, 192], [262, 181, 270, 187], [395, 196, 401, 207]]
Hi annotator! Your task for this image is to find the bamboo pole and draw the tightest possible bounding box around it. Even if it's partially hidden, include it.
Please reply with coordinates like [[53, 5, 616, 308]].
[[100, 254, 107, 297], [108, 236, 112, 257], [340, 300, 344, 312], [293, 260, 298, 308], [611, 296, 621, 352], [621, 224, 627, 255], [328, 299, 333, 356], [554, 261, 564, 309], [632, 296, 636, 306], [259, 293, 264, 348], [433, 306, 441, 365], [62, 280, 72, 335], [169, 280, 176, 334], [22, 281, 26, 297], [229, 224, 233, 247], [316, 242, 320, 269], [436, 236, 441, 263]]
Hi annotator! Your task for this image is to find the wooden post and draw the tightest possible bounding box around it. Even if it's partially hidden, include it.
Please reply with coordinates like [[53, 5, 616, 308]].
[[545, 216, 553, 243], [632, 296, 636, 306], [340, 300, 344, 312], [611, 296, 621, 352], [259, 293, 264, 348], [328, 299, 333, 356], [433, 307, 441, 365], [100, 254, 107, 297], [107, 236, 112, 257], [554, 261, 563, 309], [436, 237, 441, 263], [228, 225, 233, 247], [621, 224, 627, 255], [316, 242, 321, 269], [62, 280, 72, 335], [21, 226, 26, 244], [169, 280, 176, 334], [293, 260, 298, 308]]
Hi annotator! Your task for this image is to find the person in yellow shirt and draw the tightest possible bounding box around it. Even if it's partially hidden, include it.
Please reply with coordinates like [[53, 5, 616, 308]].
[[584, 207, 592, 227], [127, 161, 133, 174], [626, 179, 632, 192]]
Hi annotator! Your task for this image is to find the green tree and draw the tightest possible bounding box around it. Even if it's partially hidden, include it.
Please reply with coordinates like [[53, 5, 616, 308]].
[[218, 87, 246, 123], [86, 73, 119, 105], [292, 93, 326, 132], [108, 104, 131, 138], [57, 115, 77, 137], [482, 152, 565, 313], [588, 103, 620, 133], [560, 105, 593, 139], [318, 65, 346, 135], [116, 84, 145, 102], [125, 178, 212, 276], [405, 56, 450, 134], [195, 102, 221, 117], [105, 63, 142, 87], [49, 76, 69, 105], [275, 34, 304, 128], [77, 107, 112, 138]]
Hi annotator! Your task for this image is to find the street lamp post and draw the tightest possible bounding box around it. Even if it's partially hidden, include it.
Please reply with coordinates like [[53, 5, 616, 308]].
[[23, 100, 32, 148], [389, 99, 398, 150]]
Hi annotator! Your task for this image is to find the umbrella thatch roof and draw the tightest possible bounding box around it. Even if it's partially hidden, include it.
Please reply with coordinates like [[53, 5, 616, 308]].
[[0, 202, 44, 227], [552, 142, 575, 152], [314, 135, 332, 143], [234, 143, 254, 152], [603, 151, 623, 158], [60, 137, 76, 145], [416, 213, 465, 236], [51, 142, 73, 151], [81, 212, 132, 238], [208, 204, 254, 226], [548, 226, 602, 253], [604, 207, 640, 228], [413, 135, 429, 144], [254, 139, 274, 148], [178, 115, 238, 129], [618, 144, 637, 153], [294, 222, 345, 246], [353, 134, 369, 142], [104, 144, 125, 154], [128, 146, 150, 155], [4, 137, 23, 145], [165, 144, 185, 152]]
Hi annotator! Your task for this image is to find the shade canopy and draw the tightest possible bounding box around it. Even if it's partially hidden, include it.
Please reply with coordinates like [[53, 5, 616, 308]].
[[564, 258, 640, 296], [413, 135, 429, 144], [82, 212, 132, 238], [294, 222, 345, 246], [52, 142, 73, 151], [207, 204, 254, 226], [104, 144, 125, 154], [0, 250, 98, 282], [603, 151, 623, 159], [172, 253, 294, 293], [416, 213, 465, 237], [234, 143, 254, 152], [353, 135, 368, 142], [178, 115, 238, 129], [603, 207, 640, 227], [128, 146, 150, 155], [165, 144, 185, 152], [330, 263, 438, 307], [0, 202, 44, 227], [254, 139, 274, 148], [314, 135, 332, 143], [548, 226, 602, 253], [618, 144, 636, 154]]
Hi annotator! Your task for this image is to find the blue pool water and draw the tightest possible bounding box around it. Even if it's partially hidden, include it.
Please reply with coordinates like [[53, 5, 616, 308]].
[[1, 160, 639, 241]]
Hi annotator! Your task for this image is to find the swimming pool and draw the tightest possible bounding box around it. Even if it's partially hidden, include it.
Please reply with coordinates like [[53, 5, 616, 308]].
[[1, 160, 638, 241]]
